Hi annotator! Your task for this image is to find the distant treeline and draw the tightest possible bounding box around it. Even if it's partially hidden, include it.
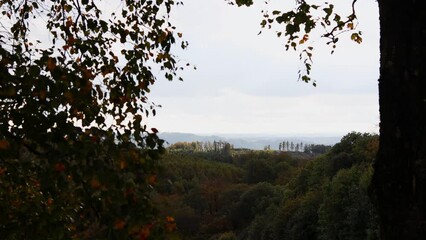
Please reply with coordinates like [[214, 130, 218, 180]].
[[168, 141, 233, 154], [168, 140, 331, 155]]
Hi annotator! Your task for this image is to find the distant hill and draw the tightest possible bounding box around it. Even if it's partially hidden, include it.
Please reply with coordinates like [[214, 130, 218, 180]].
[[158, 132, 342, 150]]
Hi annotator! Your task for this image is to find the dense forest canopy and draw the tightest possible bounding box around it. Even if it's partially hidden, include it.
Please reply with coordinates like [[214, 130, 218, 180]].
[[155, 132, 379, 240]]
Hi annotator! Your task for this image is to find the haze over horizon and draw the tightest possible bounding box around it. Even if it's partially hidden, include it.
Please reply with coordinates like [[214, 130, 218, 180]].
[[159, 131, 347, 138], [158, 132, 344, 150]]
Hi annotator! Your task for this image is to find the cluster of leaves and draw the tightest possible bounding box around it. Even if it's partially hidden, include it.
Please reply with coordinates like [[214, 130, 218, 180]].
[[155, 132, 380, 240], [1, 0, 188, 239], [233, 0, 362, 85]]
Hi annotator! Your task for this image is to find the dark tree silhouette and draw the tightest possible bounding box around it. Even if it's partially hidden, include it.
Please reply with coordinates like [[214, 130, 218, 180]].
[[371, 1, 426, 238]]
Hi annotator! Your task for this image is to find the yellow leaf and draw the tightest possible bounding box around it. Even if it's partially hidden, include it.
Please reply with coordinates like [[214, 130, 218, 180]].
[[90, 178, 101, 189], [0, 140, 10, 150], [114, 219, 126, 230], [39, 90, 46, 100], [166, 216, 175, 223], [66, 16, 73, 28], [64, 91, 73, 102], [165, 222, 176, 232], [47, 197, 54, 206], [0, 86, 16, 98], [54, 163, 65, 172], [147, 175, 157, 185], [46, 58, 56, 71], [81, 68, 95, 80], [138, 225, 152, 240], [119, 159, 127, 169], [351, 33, 363, 44]]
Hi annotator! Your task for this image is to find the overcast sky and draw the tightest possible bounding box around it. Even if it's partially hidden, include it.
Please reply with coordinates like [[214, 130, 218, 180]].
[[5, 0, 379, 137], [148, 0, 381, 136]]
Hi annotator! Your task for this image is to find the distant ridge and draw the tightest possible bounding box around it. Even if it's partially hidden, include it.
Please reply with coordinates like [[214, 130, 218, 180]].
[[158, 132, 342, 150]]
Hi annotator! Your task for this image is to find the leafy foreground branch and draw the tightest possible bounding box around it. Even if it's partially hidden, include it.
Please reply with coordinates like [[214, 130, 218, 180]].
[[0, 0, 187, 239], [231, 0, 362, 85]]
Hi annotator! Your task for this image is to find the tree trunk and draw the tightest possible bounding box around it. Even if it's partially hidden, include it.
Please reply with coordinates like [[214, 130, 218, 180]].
[[372, 0, 426, 239]]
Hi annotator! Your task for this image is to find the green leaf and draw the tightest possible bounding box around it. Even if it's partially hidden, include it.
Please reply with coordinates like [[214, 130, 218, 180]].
[[236, 0, 254, 7]]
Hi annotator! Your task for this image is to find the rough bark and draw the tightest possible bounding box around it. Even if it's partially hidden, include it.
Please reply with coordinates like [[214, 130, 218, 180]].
[[372, 0, 426, 239]]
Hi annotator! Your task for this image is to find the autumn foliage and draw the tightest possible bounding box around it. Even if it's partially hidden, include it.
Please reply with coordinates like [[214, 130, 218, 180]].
[[0, 0, 187, 239]]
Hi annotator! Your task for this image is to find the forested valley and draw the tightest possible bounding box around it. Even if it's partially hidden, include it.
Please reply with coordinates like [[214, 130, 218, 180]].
[[154, 132, 380, 240], [2, 0, 424, 238]]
